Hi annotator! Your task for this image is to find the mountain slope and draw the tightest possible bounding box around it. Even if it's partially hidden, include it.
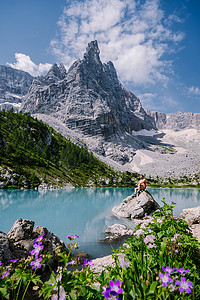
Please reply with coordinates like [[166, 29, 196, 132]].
[[0, 111, 136, 188], [0, 65, 33, 111]]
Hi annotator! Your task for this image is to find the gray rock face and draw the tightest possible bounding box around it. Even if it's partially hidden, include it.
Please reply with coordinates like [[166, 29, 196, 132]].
[[112, 191, 159, 219], [21, 41, 156, 139], [8, 218, 34, 241], [0, 219, 67, 264], [0, 65, 33, 111], [149, 111, 200, 131], [0, 231, 12, 262], [181, 206, 200, 243], [181, 206, 200, 226], [100, 224, 134, 242]]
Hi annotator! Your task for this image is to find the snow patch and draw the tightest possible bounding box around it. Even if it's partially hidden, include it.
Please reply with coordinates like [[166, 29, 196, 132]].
[[132, 129, 157, 136]]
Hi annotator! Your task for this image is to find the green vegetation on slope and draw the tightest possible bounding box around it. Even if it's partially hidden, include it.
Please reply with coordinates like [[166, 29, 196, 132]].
[[0, 110, 137, 188]]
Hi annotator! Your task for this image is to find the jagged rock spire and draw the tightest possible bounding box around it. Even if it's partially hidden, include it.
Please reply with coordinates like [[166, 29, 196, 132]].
[[21, 40, 156, 138], [84, 40, 101, 64]]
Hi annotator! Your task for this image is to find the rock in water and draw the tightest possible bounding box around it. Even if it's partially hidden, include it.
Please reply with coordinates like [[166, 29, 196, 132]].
[[99, 224, 134, 242], [112, 191, 159, 219]]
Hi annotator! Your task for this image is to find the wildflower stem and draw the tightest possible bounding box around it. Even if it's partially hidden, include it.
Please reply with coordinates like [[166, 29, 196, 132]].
[[21, 280, 31, 300], [16, 279, 22, 300]]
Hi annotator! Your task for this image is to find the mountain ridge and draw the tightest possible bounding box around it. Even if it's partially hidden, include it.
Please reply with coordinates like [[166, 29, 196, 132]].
[[0, 65, 33, 111], [0, 41, 200, 181], [21, 40, 156, 138]]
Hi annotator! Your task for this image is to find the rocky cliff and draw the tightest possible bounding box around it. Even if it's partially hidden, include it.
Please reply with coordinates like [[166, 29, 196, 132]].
[[0, 65, 33, 111], [21, 41, 156, 138], [149, 111, 200, 131]]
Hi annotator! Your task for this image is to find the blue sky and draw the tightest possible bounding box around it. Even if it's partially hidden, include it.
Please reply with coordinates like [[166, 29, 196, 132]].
[[0, 0, 200, 113]]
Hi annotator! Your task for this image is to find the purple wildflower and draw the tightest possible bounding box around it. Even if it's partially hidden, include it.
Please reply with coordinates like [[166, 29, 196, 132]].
[[30, 257, 42, 269], [144, 234, 156, 244], [0, 261, 2, 266], [134, 229, 145, 238], [103, 287, 112, 299], [147, 243, 156, 249], [176, 268, 190, 275], [103, 280, 123, 299], [109, 280, 123, 294], [175, 277, 193, 293], [68, 259, 77, 265], [67, 234, 79, 240], [118, 254, 130, 268], [82, 258, 94, 266], [9, 259, 19, 263], [34, 234, 45, 243], [103, 287, 120, 299], [0, 270, 9, 279], [157, 218, 163, 223], [159, 273, 173, 287], [29, 242, 44, 256], [162, 266, 175, 274]]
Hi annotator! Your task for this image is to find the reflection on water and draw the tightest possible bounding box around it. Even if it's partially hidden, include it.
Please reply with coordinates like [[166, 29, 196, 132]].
[[150, 188, 200, 216], [0, 188, 200, 258]]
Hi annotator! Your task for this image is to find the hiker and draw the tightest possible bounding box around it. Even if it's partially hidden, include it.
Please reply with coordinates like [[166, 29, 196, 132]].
[[134, 175, 146, 195]]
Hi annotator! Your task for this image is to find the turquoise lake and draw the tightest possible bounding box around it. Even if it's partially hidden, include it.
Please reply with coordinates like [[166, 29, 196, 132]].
[[0, 188, 200, 259]]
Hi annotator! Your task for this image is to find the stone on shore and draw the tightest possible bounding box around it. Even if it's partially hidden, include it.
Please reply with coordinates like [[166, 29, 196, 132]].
[[181, 206, 200, 243], [112, 190, 159, 219], [0, 218, 67, 264], [90, 255, 115, 273]]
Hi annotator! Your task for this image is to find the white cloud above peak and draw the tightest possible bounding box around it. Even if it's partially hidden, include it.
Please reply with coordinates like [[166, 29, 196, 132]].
[[188, 86, 200, 97], [7, 53, 52, 76], [51, 0, 184, 86]]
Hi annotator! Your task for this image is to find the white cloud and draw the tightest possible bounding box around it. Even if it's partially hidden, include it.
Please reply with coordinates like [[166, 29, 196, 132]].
[[51, 0, 184, 85], [188, 86, 200, 96], [7, 53, 52, 76]]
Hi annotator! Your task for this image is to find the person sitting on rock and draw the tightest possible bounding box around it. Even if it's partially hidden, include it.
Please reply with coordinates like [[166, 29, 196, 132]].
[[134, 175, 146, 196]]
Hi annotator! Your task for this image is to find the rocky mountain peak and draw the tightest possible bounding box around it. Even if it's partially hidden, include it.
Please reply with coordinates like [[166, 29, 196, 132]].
[[21, 40, 156, 139], [84, 40, 101, 64], [46, 63, 66, 83]]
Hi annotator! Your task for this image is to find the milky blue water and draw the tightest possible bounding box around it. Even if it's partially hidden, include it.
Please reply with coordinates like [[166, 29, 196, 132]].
[[0, 188, 200, 258]]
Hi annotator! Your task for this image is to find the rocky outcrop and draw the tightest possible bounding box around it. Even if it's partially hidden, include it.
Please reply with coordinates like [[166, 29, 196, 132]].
[[21, 41, 156, 139], [90, 254, 115, 273], [99, 224, 134, 242], [149, 111, 200, 131], [0, 219, 67, 264], [112, 191, 159, 219], [181, 206, 200, 243], [0, 65, 33, 111]]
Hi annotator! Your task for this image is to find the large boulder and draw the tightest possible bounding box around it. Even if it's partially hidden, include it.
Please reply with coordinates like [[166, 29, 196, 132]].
[[181, 206, 200, 226], [0, 231, 12, 262], [0, 219, 67, 265], [181, 206, 200, 243], [112, 190, 159, 219], [8, 218, 34, 241]]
